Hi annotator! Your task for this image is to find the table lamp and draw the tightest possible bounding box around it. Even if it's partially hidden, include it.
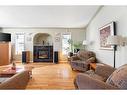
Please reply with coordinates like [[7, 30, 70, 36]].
[[106, 35, 121, 68]]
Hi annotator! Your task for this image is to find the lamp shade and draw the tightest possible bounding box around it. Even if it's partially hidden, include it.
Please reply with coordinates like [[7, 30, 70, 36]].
[[82, 40, 88, 45], [107, 35, 121, 45]]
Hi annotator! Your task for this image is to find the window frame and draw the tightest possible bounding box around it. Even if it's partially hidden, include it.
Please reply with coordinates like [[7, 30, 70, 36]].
[[15, 33, 25, 55], [62, 32, 71, 55]]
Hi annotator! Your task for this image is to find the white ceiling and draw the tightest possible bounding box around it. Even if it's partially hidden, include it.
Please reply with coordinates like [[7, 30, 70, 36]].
[[0, 6, 100, 28]]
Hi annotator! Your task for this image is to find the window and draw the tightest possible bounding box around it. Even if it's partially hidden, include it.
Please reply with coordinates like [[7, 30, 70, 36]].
[[15, 33, 25, 54], [62, 33, 71, 55]]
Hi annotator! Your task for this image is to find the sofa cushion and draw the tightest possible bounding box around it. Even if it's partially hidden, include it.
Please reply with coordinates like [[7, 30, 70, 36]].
[[77, 50, 95, 61], [85, 70, 105, 81], [95, 63, 115, 80], [106, 64, 127, 89]]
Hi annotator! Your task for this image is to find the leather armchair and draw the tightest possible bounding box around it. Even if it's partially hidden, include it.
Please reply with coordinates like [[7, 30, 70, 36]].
[[74, 63, 127, 89], [75, 73, 117, 89], [0, 70, 30, 89], [70, 50, 96, 72]]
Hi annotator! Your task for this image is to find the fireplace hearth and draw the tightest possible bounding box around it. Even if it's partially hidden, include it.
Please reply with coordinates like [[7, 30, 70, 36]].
[[33, 46, 53, 62]]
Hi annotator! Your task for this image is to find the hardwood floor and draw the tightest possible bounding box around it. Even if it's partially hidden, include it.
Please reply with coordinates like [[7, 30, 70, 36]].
[[25, 63, 78, 90], [0, 62, 79, 89]]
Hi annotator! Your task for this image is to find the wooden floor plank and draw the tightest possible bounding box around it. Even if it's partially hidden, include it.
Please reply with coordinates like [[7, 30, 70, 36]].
[[25, 63, 78, 90]]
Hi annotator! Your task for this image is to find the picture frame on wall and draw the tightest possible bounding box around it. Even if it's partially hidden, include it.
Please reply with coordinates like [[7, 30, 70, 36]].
[[99, 21, 116, 50], [55, 32, 61, 42], [55, 37, 60, 42]]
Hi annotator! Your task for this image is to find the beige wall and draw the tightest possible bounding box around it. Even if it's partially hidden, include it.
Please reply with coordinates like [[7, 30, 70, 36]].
[[86, 6, 127, 67], [34, 33, 52, 45], [2, 28, 85, 62]]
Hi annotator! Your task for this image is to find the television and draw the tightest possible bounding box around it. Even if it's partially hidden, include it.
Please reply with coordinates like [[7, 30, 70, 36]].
[[0, 33, 11, 42]]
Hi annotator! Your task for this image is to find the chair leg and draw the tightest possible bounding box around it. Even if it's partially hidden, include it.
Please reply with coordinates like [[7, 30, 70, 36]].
[[71, 68, 74, 70], [74, 78, 78, 89]]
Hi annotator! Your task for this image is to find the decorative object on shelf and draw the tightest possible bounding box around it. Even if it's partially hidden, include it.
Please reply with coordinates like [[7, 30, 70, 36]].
[[11, 62, 16, 70], [99, 21, 116, 50], [107, 35, 122, 68]]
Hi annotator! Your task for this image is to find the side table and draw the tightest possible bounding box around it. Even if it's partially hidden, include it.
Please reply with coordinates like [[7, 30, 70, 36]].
[[90, 63, 96, 71]]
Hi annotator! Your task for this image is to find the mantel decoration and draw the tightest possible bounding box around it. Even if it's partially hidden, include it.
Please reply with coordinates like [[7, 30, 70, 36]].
[[99, 21, 116, 50]]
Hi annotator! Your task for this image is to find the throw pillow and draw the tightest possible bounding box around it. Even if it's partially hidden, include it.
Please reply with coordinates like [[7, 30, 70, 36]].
[[106, 64, 127, 89]]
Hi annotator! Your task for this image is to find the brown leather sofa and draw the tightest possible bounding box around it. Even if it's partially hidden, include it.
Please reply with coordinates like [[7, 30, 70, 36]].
[[74, 63, 127, 89], [70, 50, 96, 72], [0, 70, 30, 89]]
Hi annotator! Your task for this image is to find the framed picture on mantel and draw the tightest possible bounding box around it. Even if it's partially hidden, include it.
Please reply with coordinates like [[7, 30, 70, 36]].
[[99, 21, 116, 50]]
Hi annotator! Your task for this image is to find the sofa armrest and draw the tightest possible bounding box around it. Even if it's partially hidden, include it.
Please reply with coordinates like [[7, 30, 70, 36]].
[[71, 56, 80, 61], [0, 70, 30, 89], [75, 73, 118, 89], [95, 63, 116, 79], [86, 57, 96, 63]]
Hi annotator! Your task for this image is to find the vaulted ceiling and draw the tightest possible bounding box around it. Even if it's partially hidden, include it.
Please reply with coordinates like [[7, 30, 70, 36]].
[[0, 6, 100, 28]]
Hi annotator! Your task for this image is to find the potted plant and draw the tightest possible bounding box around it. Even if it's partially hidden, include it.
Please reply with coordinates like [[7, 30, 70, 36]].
[[73, 41, 82, 53], [67, 39, 83, 56]]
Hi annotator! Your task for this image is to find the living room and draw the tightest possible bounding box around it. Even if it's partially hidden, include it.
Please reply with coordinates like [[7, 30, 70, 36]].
[[0, 6, 88, 89], [0, 0, 127, 94]]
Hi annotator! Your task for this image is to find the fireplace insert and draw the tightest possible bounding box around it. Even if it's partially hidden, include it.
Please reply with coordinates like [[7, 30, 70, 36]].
[[34, 46, 53, 62], [38, 50, 49, 59]]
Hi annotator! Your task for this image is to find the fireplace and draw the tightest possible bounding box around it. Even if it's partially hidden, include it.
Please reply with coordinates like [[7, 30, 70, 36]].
[[38, 50, 49, 59], [33, 46, 53, 62]]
